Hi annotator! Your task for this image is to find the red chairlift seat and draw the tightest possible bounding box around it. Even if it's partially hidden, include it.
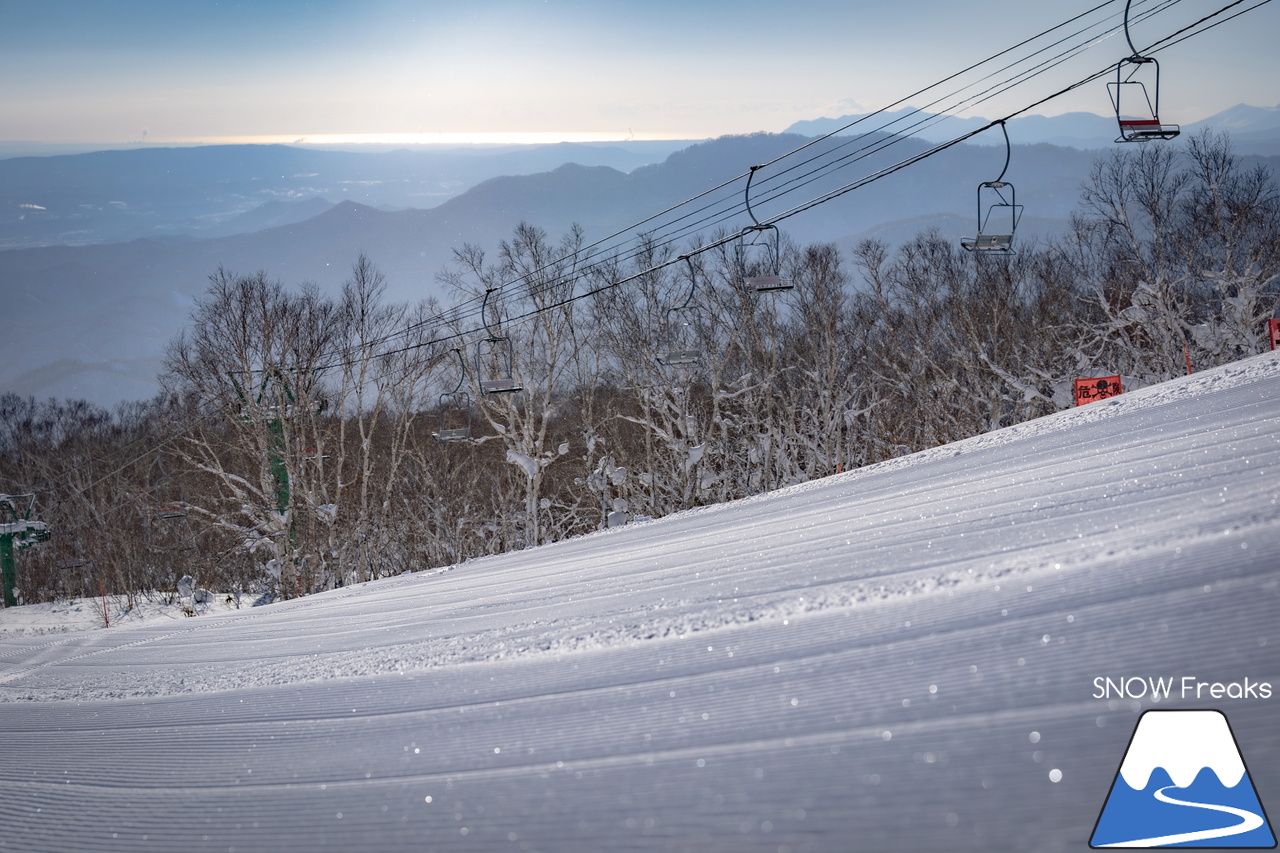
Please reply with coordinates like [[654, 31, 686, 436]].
[[1108, 4, 1179, 144]]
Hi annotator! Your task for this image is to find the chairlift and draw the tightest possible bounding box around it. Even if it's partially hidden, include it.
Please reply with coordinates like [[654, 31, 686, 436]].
[[961, 121, 1023, 255], [149, 454, 189, 521], [1108, 0, 1179, 143], [475, 289, 522, 395], [658, 255, 703, 367], [145, 454, 196, 556], [737, 166, 793, 292], [433, 349, 473, 442]]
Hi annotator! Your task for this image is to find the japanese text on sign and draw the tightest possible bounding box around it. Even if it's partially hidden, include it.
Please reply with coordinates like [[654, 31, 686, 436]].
[[1075, 375, 1123, 406]]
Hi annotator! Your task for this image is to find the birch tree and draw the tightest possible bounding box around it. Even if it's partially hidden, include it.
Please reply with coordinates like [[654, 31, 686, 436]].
[[440, 223, 585, 549]]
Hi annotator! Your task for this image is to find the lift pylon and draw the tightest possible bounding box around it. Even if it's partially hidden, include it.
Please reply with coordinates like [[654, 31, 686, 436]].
[[1, 493, 50, 607]]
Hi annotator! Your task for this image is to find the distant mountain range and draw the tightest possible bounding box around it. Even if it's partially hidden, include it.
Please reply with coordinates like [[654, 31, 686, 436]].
[[0, 141, 695, 250], [3, 106, 1278, 406], [785, 103, 1280, 153]]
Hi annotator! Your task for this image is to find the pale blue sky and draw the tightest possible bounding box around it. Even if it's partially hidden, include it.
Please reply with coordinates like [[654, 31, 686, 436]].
[[2, 0, 1276, 145]]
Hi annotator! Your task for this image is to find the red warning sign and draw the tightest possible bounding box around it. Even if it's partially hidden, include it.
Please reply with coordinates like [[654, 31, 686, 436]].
[[1075, 375, 1123, 406], [1268, 319, 1280, 351]]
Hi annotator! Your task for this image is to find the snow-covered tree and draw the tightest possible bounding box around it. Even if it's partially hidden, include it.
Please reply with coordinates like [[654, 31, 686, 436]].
[[441, 223, 586, 549]]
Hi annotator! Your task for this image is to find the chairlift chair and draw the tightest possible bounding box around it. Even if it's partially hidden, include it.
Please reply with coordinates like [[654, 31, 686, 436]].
[[433, 349, 474, 442], [1108, 0, 1179, 143], [149, 453, 189, 521], [737, 225, 793, 292], [961, 121, 1023, 255], [433, 391, 472, 442], [145, 454, 196, 557], [1109, 56, 1180, 142], [474, 289, 522, 395], [961, 182, 1021, 254], [475, 336, 521, 394], [737, 166, 793, 292], [658, 256, 703, 367]]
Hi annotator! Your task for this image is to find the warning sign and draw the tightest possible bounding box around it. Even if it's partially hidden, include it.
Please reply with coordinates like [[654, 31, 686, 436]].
[[1075, 375, 1123, 406], [1268, 319, 1280, 351]]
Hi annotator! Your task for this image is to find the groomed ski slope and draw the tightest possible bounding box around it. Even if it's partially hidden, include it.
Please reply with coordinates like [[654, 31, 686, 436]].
[[2, 352, 1279, 853]]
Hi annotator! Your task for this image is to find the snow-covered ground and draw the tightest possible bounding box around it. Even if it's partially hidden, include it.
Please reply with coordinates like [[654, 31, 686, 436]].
[[2, 352, 1278, 853]]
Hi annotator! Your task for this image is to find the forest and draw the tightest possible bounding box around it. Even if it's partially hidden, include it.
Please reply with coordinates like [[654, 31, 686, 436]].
[[2, 132, 1277, 607]]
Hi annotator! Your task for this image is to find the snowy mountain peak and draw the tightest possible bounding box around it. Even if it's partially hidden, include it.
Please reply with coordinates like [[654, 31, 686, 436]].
[[1119, 710, 1247, 790]]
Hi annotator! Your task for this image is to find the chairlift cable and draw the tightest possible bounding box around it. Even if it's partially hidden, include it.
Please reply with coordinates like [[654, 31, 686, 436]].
[[746, 0, 1170, 192], [338, 0, 1158, 362], [315, 0, 1263, 374], [361, 0, 1178, 358], [740, 0, 1182, 222], [494, 0, 1152, 303], [40, 0, 1267, 525], [539, 0, 1255, 307], [542, 0, 1180, 292], [760, 0, 1258, 227], [1143, 0, 1268, 51], [320, 0, 1143, 361]]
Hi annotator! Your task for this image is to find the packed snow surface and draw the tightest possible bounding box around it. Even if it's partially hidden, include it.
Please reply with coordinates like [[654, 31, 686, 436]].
[[2, 352, 1279, 852]]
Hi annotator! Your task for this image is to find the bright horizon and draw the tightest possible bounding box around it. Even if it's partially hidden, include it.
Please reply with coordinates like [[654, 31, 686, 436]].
[[110, 131, 699, 147], [0, 100, 1259, 154]]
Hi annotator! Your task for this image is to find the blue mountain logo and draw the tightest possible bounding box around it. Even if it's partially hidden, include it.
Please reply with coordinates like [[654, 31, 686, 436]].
[[1091, 710, 1276, 848]]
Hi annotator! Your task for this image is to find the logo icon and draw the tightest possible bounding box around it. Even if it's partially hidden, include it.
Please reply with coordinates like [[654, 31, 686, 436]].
[[1091, 710, 1276, 848]]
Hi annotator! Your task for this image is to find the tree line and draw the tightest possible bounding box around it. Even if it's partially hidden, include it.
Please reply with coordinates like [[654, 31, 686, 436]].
[[2, 132, 1276, 607]]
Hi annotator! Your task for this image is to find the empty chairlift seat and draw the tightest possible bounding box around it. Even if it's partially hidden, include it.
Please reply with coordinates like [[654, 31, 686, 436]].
[[961, 123, 1022, 256]]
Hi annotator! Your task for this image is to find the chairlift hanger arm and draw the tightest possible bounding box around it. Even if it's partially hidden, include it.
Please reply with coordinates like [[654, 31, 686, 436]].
[[1123, 0, 1141, 58], [992, 120, 1011, 186], [481, 288, 502, 339], [677, 254, 699, 310], [446, 347, 467, 394], [744, 165, 765, 228]]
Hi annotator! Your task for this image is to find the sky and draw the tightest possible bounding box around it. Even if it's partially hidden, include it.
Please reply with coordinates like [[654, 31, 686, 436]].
[[2, 0, 1278, 147]]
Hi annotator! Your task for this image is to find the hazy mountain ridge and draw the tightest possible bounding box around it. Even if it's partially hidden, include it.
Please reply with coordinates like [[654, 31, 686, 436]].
[[3, 112, 1278, 406], [786, 102, 1280, 152], [0, 141, 694, 250]]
